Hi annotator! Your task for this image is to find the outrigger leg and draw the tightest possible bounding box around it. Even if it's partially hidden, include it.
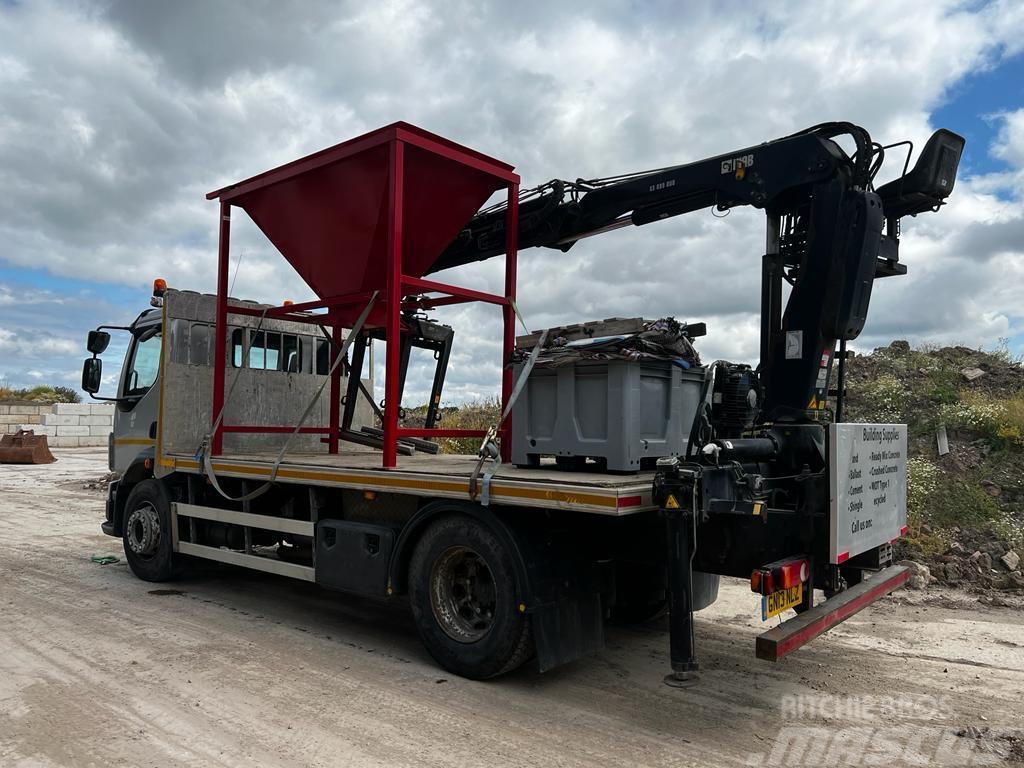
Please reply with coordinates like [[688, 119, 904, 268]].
[[657, 459, 701, 688]]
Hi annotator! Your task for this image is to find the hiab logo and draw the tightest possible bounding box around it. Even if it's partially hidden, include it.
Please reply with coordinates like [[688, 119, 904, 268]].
[[721, 154, 754, 174]]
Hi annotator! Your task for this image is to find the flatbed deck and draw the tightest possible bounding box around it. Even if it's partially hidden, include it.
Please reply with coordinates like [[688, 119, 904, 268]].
[[160, 450, 656, 515]]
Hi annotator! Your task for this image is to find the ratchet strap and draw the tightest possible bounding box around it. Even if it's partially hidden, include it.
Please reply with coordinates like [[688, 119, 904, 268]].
[[198, 292, 378, 503], [469, 327, 548, 505]]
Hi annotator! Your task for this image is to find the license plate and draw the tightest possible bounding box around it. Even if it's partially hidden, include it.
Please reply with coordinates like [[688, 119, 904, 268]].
[[762, 583, 803, 621]]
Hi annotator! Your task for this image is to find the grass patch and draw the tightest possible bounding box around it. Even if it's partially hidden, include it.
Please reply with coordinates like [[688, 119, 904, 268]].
[[404, 397, 501, 455], [0, 383, 81, 404], [902, 454, 1022, 557], [939, 389, 1024, 449]]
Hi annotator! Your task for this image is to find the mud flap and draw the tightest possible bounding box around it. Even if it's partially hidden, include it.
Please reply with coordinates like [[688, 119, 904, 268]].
[[531, 592, 605, 673]]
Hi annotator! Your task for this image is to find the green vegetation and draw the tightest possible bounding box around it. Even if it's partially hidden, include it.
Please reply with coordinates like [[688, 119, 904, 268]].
[[403, 397, 501, 455], [0, 381, 81, 404], [938, 390, 1024, 448]]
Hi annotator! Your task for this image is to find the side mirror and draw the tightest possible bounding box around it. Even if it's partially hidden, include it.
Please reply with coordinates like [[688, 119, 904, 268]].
[[87, 330, 111, 355], [82, 357, 102, 394]]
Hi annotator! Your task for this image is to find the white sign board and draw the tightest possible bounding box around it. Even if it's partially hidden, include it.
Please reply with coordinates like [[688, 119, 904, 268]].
[[829, 423, 907, 565]]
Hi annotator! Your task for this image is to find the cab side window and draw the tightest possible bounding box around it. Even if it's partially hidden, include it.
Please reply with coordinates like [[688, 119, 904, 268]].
[[125, 331, 162, 397], [231, 328, 305, 372]]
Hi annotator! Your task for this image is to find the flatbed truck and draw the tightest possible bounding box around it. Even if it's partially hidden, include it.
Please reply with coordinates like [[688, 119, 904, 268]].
[[82, 120, 964, 682]]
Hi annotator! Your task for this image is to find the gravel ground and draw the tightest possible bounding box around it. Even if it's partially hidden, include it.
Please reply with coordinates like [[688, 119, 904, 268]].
[[1, 449, 1022, 767]]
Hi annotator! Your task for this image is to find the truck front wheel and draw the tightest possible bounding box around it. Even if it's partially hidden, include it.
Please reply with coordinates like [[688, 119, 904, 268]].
[[122, 479, 176, 582], [408, 514, 533, 679]]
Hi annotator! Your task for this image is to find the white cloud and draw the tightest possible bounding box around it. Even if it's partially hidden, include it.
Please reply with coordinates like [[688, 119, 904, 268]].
[[992, 107, 1024, 169], [0, 325, 79, 356], [1, 0, 1024, 401]]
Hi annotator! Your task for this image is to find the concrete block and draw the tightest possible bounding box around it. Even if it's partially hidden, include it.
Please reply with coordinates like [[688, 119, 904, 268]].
[[90, 404, 116, 415], [0, 414, 28, 425], [0, 405, 8, 415], [54, 403, 92, 415], [42, 414, 78, 426], [56, 425, 90, 436], [51, 436, 80, 448], [79, 436, 107, 446], [21, 424, 56, 436], [9, 405, 44, 415], [81, 415, 113, 426], [89, 426, 111, 437]]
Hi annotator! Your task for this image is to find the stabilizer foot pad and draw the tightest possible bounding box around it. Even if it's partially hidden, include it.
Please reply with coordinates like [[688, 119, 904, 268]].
[[663, 670, 700, 689]]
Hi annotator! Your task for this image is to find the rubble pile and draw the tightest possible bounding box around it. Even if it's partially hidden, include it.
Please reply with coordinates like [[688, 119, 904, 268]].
[[845, 341, 1024, 594]]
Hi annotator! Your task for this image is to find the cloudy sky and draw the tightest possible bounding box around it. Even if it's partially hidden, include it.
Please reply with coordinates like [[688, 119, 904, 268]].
[[1, 0, 1023, 405]]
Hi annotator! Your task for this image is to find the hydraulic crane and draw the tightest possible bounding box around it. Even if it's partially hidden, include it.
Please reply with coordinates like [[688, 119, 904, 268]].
[[432, 121, 965, 682], [433, 121, 963, 422]]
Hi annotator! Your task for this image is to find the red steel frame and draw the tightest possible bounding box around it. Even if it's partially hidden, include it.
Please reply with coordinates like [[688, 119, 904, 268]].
[[207, 126, 520, 469]]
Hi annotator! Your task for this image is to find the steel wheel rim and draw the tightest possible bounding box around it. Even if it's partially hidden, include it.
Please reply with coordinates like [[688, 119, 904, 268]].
[[429, 545, 497, 643], [126, 501, 161, 560]]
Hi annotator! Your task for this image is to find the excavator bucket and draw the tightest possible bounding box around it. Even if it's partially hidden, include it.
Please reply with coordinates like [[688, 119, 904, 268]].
[[0, 429, 57, 464]]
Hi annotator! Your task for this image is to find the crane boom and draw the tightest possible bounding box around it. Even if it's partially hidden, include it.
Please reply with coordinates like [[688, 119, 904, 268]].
[[431, 123, 964, 422]]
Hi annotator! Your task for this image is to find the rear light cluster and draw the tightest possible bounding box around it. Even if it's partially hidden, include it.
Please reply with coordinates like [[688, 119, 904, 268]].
[[751, 556, 810, 596]]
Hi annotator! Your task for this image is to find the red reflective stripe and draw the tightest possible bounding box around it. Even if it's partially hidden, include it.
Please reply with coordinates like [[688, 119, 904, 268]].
[[836, 551, 850, 564], [617, 495, 643, 508], [899, 525, 908, 536]]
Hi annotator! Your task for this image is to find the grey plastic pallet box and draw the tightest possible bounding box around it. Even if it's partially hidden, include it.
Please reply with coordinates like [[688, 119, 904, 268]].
[[511, 360, 705, 472]]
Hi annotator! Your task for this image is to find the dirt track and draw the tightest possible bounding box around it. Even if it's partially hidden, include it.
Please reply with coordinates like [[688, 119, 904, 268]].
[[1, 449, 1022, 767]]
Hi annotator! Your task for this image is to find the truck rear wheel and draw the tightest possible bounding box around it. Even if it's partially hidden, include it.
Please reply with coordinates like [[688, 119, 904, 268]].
[[122, 479, 176, 582], [408, 514, 533, 679]]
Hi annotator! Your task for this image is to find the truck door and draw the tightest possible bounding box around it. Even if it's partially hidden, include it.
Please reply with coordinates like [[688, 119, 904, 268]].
[[111, 322, 163, 475]]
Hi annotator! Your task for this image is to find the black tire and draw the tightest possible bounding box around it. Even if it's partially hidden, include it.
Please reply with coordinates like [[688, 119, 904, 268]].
[[122, 479, 176, 582], [408, 514, 533, 680]]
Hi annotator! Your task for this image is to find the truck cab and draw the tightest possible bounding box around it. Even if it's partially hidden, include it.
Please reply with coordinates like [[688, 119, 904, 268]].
[[83, 282, 376, 539]]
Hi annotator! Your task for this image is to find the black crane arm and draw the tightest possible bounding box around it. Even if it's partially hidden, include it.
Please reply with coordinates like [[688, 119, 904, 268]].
[[431, 123, 964, 422], [431, 123, 873, 272]]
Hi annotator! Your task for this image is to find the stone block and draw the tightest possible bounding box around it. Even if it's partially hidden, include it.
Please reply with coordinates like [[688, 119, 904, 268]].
[[81, 415, 112, 426], [89, 426, 111, 437], [90, 404, 116, 415], [56, 425, 90, 436], [51, 436, 80, 448], [42, 414, 78, 426], [54, 403, 92, 415], [9, 405, 44, 415], [21, 424, 56, 436]]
